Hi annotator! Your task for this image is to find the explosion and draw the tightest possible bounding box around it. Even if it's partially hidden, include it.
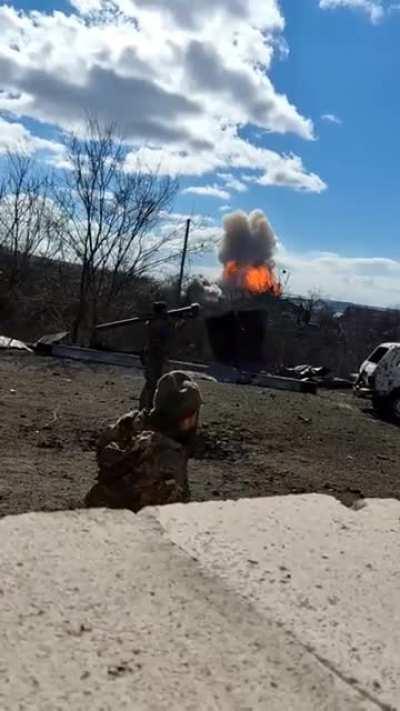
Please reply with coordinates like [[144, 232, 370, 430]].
[[224, 261, 281, 295], [219, 209, 282, 296]]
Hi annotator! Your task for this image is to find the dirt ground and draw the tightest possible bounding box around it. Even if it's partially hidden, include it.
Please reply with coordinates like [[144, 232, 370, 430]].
[[1, 351, 400, 518]]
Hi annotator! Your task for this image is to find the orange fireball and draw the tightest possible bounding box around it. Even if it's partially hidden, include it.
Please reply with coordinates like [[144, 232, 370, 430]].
[[223, 261, 282, 296]]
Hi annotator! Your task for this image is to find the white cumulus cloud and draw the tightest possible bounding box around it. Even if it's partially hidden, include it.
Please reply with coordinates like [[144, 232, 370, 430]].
[[0, 116, 65, 158], [246, 152, 326, 193], [0, 0, 325, 193], [319, 0, 385, 23], [195, 244, 400, 307], [277, 246, 400, 306], [129, 127, 327, 193], [321, 113, 343, 125], [182, 185, 231, 201], [217, 173, 248, 193]]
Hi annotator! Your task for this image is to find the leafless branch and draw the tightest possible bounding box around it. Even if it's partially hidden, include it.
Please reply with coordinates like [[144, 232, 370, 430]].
[[53, 119, 179, 343]]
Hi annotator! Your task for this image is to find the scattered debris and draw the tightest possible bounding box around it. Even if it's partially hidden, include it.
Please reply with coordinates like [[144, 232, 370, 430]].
[[0, 335, 32, 352], [278, 364, 354, 390], [253, 372, 317, 395], [108, 664, 133, 678], [280, 364, 330, 380], [44, 343, 210, 380], [34, 341, 314, 395], [42, 408, 60, 430], [34, 332, 69, 355], [352, 499, 367, 511], [52, 344, 142, 369], [193, 425, 247, 462]]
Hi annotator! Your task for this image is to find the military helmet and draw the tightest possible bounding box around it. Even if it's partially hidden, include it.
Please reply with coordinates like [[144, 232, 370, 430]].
[[152, 371, 202, 423]]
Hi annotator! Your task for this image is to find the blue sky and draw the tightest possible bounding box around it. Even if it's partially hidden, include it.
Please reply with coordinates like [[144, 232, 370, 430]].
[[0, 0, 399, 305], [272, 0, 400, 259]]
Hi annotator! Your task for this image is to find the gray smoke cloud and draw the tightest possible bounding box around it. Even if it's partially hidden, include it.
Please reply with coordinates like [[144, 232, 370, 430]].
[[219, 209, 278, 267], [187, 277, 223, 305]]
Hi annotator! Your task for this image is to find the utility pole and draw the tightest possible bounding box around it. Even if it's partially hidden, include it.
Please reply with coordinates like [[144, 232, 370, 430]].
[[176, 218, 191, 304]]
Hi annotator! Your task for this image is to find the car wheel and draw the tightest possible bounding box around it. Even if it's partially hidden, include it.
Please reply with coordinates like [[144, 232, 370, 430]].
[[390, 393, 400, 423], [372, 394, 388, 416]]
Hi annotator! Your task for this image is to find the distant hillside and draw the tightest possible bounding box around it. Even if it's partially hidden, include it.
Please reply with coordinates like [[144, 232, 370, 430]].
[[325, 299, 400, 315], [290, 295, 400, 315]]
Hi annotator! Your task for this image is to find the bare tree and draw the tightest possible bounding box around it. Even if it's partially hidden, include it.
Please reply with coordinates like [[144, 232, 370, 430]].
[[0, 153, 59, 290], [294, 289, 327, 327], [54, 120, 180, 344]]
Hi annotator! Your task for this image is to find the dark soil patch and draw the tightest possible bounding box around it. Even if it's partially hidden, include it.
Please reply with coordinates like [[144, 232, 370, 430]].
[[193, 425, 250, 463]]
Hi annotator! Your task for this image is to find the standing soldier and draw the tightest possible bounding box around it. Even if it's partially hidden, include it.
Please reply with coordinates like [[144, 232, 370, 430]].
[[139, 301, 174, 411]]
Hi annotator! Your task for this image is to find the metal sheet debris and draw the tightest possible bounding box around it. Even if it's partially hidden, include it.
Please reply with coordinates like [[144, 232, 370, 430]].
[[252, 372, 317, 395], [279, 364, 354, 390], [35, 332, 69, 355], [38, 344, 317, 394], [0, 335, 32, 352], [51, 345, 210, 376]]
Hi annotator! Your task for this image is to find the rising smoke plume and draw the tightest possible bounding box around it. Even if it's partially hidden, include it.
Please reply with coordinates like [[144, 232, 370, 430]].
[[219, 209, 281, 295], [187, 276, 223, 305], [219, 209, 278, 267]]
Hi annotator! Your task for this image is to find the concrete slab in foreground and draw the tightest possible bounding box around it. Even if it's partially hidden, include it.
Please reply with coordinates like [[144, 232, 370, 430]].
[[0, 496, 398, 710], [153, 495, 400, 710]]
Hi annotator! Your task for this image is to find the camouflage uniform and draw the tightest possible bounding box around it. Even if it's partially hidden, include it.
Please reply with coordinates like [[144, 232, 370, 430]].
[[85, 371, 202, 512], [139, 308, 174, 411]]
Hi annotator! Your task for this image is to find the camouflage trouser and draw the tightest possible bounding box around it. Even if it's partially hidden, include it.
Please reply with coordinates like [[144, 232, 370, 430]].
[[85, 431, 191, 512], [139, 354, 167, 411]]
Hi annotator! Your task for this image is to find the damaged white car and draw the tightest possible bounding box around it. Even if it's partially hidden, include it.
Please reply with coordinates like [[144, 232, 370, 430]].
[[355, 343, 400, 420]]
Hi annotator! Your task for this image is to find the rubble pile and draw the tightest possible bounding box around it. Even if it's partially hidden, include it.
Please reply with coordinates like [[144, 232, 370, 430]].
[[278, 364, 354, 390]]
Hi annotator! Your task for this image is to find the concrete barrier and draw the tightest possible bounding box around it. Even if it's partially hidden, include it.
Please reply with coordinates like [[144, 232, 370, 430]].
[[1, 495, 398, 709]]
